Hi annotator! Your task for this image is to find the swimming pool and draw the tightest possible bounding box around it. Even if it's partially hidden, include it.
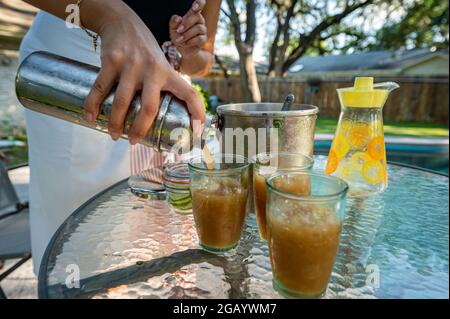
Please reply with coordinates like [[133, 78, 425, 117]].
[[315, 138, 449, 174]]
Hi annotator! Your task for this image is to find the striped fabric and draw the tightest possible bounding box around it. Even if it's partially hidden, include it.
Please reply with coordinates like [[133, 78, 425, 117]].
[[130, 144, 179, 183]]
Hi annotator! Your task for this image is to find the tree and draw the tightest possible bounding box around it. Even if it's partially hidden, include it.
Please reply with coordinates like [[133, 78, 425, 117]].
[[219, 0, 449, 100], [222, 0, 261, 102], [370, 0, 449, 50], [267, 0, 378, 77]]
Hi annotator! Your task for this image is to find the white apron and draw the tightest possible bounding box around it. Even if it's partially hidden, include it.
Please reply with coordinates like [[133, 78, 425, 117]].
[[19, 12, 132, 274]]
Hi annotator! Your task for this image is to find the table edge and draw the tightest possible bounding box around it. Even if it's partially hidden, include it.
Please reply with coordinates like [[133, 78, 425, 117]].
[[387, 160, 449, 177], [37, 178, 128, 299]]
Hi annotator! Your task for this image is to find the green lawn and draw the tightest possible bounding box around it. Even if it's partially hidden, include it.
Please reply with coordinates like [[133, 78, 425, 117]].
[[1, 145, 28, 168], [316, 118, 449, 138]]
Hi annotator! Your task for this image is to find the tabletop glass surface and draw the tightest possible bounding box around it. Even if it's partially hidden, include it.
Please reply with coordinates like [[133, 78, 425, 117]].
[[39, 156, 449, 299]]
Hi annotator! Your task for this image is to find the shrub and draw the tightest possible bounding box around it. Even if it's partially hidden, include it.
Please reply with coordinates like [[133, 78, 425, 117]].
[[192, 83, 212, 114]]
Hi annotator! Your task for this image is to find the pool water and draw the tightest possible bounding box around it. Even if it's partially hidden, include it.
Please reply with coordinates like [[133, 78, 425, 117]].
[[387, 151, 449, 174], [315, 143, 449, 174]]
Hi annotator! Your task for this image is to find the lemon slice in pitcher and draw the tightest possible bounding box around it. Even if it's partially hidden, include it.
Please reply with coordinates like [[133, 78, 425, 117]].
[[331, 135, 350, 159], [362, 160, 385, 184]]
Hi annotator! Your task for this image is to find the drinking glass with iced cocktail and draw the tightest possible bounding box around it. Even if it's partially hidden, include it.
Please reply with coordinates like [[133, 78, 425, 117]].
[[188, 154, 249, 252], [253, 152, 314, 240], [266, 172, 348, 298]]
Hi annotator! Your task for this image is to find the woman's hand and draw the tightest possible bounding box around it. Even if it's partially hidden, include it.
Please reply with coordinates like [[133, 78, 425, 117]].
[[169, 0, 207, 58], [81, 1, 205, 145], [24, 0, 209, 143], [168, 0, 222, 76]]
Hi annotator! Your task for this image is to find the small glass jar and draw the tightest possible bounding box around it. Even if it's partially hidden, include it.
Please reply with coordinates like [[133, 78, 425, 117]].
[[163, 162, 192, 214]]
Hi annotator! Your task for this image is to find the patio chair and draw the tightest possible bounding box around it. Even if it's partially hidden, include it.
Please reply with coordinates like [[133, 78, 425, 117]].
[[0, 161, 31, 299]]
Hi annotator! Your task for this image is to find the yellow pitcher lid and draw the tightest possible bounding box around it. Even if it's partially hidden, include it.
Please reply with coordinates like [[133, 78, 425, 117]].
[[339, 77, 389, 108]]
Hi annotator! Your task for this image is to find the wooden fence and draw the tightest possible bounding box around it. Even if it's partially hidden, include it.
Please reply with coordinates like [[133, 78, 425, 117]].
[[195, 76, 449, 125]]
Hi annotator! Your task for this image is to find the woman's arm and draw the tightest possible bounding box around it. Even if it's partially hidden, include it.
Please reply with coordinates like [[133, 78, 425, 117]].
[[171, 0, 222, 77], [23, 0, 205, 145], [23, 0, 124, 44]]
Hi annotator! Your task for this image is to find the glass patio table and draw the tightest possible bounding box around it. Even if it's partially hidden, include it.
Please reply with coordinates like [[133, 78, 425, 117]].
[[38, 156, 449, 299]]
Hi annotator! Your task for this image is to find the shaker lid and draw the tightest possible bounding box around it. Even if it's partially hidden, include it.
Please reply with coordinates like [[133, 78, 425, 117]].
[[338, 77, 389, 108]]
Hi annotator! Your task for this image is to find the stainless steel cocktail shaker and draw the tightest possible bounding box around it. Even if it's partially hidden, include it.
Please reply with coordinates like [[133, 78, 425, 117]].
[[15, 51, 207, 152]]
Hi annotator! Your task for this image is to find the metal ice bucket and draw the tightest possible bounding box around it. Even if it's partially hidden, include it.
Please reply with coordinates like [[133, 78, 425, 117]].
[[216, 103, 318, 160], [216, 103, 318, 213]]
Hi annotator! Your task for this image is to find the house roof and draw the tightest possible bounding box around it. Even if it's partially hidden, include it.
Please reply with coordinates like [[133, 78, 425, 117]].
[[288, 48, 449, 73], [212, 55, 268, 75], [210, 48, 449, 77]]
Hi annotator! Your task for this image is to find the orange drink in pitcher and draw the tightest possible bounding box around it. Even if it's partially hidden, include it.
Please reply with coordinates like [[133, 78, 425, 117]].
[[326, 77, 399, 196]]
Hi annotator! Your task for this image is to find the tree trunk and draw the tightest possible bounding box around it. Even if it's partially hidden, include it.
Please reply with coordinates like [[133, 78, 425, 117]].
[[274, 45, 287, 77], [238, 44, 261, 102], [282, 45, 307, 74], [214, 54, 230, 79], [226, 0, 261, 102], [267, 18, 283, 77], [267, 0, 298, 78]]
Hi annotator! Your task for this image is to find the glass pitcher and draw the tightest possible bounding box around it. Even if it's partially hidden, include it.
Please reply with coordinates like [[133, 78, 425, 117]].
[[326, 77, 399, 196]]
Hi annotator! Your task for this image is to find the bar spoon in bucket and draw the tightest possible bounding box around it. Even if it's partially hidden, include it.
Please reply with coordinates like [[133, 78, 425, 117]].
[[281, 94, 295, 111]]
